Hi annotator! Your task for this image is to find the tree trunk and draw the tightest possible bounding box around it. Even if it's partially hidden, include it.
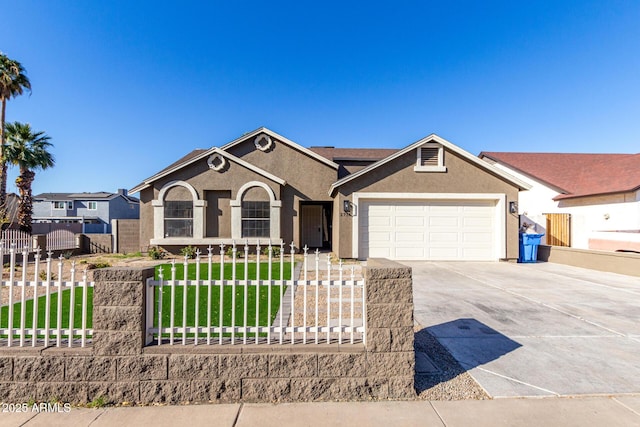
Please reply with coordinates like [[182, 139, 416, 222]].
[[0, 98, 7, 219], [16, 168, 34, 234]]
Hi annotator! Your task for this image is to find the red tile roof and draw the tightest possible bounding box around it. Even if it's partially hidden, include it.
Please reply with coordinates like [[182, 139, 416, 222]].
[[480, 152, 640, 200]]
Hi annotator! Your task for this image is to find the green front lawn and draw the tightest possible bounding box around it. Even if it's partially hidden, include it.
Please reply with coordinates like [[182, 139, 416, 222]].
[[0, 262, 293, 340], [153, 261, 293, 338], [0, 287, 93, 339]]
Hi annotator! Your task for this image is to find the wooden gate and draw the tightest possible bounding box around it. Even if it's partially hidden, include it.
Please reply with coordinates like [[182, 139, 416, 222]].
[[545, 213, 571, 246]]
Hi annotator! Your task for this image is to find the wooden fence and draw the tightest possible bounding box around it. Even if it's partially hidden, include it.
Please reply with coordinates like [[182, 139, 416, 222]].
[[545, 213, 571, 246]]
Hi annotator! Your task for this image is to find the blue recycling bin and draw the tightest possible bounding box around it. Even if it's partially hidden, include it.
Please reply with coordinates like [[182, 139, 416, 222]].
[[519, 233, 544, 263]]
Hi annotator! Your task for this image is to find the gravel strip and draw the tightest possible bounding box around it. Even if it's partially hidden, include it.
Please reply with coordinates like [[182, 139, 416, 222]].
[[414, 324, 490, 400]]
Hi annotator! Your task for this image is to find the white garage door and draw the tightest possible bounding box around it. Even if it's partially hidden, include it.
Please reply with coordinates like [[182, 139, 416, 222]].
[[359, 200, 497, 260]]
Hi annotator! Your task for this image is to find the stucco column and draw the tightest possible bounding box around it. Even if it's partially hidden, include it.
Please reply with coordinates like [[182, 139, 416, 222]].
[[270, 201, 282, 240], [230, 200, 241, 239], [193, 200, 207, 239], [151, 200, 164, 239]]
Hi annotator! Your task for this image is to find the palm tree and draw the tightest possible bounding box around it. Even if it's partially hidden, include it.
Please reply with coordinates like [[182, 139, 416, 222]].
[[0, 53, 32, 217], [4, 122, 54, 233]]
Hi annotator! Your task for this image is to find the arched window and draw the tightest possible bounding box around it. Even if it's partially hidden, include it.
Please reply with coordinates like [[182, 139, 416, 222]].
[[152, 181, 206, 241], [164, 200, 193, 237], [231, 181, 281, 240], [241, 186, 271, 238]]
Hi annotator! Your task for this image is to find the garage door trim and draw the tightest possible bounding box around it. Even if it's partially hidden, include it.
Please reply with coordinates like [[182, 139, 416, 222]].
[[351, 192, 506, 260]]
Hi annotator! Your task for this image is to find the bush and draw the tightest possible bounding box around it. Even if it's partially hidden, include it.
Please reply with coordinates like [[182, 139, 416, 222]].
[[261, 246, 281, 258], [180, 245, 197, 259], [148, 246, 167, 260]]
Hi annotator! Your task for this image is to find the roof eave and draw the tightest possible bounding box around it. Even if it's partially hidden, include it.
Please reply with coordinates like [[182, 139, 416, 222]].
[[330, 134, 532, 195]]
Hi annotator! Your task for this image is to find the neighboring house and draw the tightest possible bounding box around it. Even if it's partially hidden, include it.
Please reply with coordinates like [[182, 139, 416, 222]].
[[32, 189, 140, 234], [131, 127, 529, 261], [480, 152, 640, 252]]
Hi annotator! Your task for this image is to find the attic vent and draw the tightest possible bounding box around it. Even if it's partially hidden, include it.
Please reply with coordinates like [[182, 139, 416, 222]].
[[420, 147, 439, 166], [255, 134, 273, 151], [207, 153, 226, 171], [414, 143, 446, 173]]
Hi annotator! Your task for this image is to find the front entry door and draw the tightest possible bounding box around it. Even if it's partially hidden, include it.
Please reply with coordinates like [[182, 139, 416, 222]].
[[301, 205, 323, 248]]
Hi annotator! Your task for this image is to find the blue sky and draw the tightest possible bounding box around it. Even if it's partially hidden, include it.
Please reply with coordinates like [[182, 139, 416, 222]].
[[1, 1, 639, 196]]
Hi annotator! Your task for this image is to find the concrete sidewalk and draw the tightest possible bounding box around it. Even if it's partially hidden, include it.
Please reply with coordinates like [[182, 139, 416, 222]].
[[2, 396, 640, 427]]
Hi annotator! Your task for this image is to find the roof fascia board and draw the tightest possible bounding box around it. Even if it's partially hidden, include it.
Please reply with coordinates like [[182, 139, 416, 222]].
[[130, 148, 216, 193], [329, 134, 532, 195], [130, 147, 286, 194], [130, 127, 331, 194], [221, 127, 339, 170]]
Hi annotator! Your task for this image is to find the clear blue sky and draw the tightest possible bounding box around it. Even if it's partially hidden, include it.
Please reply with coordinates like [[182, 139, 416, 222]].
[[2, 1, 639, 196]]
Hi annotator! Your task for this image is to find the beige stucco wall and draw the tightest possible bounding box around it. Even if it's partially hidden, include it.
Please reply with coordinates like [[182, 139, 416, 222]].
[[333, 148, 521, 259], [139, 135, 337, 250]]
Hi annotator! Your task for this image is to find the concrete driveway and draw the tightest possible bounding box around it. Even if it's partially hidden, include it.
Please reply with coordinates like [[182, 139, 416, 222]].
[[407, 261, 640, 398]]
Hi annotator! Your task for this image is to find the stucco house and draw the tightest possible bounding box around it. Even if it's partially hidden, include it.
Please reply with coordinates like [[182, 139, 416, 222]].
[[480, 152, 640, 252], [131, 127, 529, 260], [32, 189, 140, 234]]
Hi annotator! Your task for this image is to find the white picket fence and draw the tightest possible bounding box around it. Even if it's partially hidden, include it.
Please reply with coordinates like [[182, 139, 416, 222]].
[[0, 229, 33, 252], [146, 242, 366, 346], [0, 247, 94, 348]]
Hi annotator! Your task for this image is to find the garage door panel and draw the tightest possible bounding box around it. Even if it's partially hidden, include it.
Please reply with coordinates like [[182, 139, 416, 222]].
[[396, 232, 425, 242], [396, 216, 425, 227], [429, 216, 460, 227], [359, 199, 497, 261], [368, 231, 391, 242], [463, 232, 493, 243], [429, 232, 459, 242], [395, 247, 426, 259], [428, 247, 460, 259], [368, 217, 392, 227], [463, 217, 493, 227], [429, 205, 460, 214]]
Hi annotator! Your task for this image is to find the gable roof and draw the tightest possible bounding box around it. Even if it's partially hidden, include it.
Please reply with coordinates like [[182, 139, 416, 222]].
[[129, 127, 335, 193], [480, 152, 640, 200], [329, 134, 531, 195], [129, 147, 286, 193], [221, 127, 339, 169]]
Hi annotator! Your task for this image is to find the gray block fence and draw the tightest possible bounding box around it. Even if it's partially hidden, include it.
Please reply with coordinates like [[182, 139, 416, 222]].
[[0, 259, 415, 404]]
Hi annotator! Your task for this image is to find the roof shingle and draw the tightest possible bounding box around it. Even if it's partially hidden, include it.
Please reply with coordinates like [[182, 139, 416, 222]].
[[480, 152, 640, 200]]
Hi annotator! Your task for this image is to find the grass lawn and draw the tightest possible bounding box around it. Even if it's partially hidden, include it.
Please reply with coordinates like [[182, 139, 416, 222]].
[[0, 287, 93, 339], [1, 261, 293, 339], [154, 261, 293, 338]]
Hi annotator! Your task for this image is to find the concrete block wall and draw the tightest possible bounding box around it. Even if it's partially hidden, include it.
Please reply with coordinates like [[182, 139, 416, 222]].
[[113, 219, 140, 254], [0, 260, 415, 404]]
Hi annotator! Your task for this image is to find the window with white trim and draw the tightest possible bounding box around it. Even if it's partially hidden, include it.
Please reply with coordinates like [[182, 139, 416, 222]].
[[241, 201, 270, 238], [414, 143, 446, 172], [164, 201, 193, 237], [87, 201, 97, 210], [53, 201, 73, 210]]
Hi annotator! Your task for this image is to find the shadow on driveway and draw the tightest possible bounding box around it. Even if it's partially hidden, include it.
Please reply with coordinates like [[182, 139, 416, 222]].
[[415, 318, 521, 396]]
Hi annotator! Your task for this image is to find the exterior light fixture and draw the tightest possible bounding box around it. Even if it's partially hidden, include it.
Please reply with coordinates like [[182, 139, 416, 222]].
[[509, 201, 518, 214], [343, 200, 351, 213]]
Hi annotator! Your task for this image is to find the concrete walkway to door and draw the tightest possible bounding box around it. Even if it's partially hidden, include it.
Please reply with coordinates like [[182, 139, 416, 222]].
[[407, 261, 640, 398]]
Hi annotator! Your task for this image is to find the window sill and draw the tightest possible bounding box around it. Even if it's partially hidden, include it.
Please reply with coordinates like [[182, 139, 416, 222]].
[[151, 238, 284, 246], [414, 166, 447, 173]]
